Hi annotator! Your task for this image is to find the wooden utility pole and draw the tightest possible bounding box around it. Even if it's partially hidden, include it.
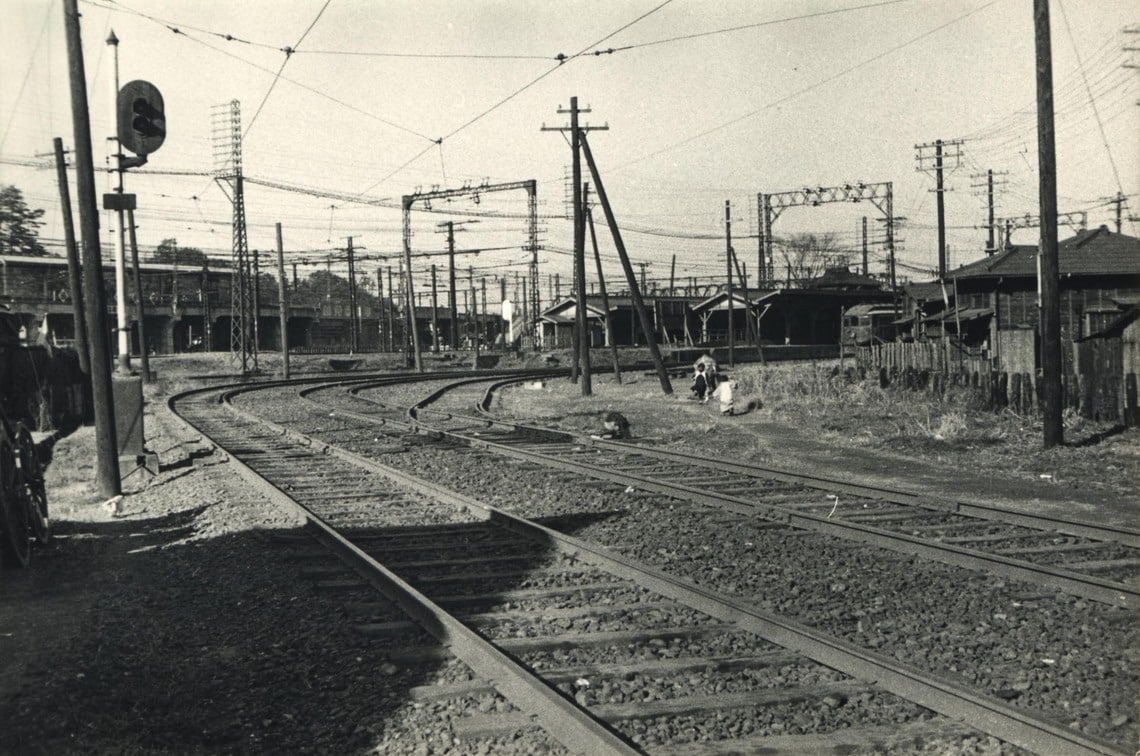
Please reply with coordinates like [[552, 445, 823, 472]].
[[469, 266, 480, 367], [375, 267, 385, 352], [725, 200, 735, 368], [53, 137, 89, 374], [580, 132, 673, 395], [64, 0, 120, 497], [276, 223, 290, 379], [543, 97, 607, 397], [861, 217, 869, 275], [1035, 0, 1063, 448], [571, 99, 587, 393], [346, 236, 358, 353], [430, 264, 439, 352], [481, 276, 487, 348], [386, 267, 395, 353], [444, 222, 458, 350], [202, 261, 211, 351]]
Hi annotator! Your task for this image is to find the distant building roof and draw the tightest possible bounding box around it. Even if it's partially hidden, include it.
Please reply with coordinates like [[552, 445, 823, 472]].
[[947, 226, 1140, 280]]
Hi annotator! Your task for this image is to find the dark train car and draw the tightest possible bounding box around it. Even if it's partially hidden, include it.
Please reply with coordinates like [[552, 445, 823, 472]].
[[842, 303, 900, 348]]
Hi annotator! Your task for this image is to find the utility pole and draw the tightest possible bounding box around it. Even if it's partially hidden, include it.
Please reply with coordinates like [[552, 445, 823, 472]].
[[972, 169, 1008, 254], [64, 0, 120, 497], [202, 261, 211, 351], [1035, 0, 1063, 448], [861, 216, 868, 275], [481, 277, 488, 347], [445, 221, 458, 349], [469, 266, 480, 367], [916, 139, 963, 279], [543, 97, 607, 397], [375, 267, 385, 352], [1110, 191, 1126, 232], [346, 236, 358, 353], [276, 223, 290, 379], [725, 200, 735, 368], [386, 267, 395, 353], [252, 250, 261, 353], [430, 264, 439, 352], [53, 137, 89, 374]]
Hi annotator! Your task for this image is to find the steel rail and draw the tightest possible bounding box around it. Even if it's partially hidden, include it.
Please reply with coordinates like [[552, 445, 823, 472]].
[[446, 430, 1139, 610], [309, 378, 1137, 609], [430, 377, 1139, 550], [585, 438, 1140, 548], [169, 385, 641, 756], [200, 382, 1126, 756]]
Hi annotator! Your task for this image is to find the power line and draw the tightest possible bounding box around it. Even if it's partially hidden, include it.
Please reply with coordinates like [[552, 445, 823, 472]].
[[243, 0, 333, 140], [611, 0, 1001, 173], [596, 0, 908, 56]]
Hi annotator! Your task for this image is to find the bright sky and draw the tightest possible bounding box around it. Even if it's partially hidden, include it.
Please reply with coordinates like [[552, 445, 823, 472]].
[[2, 0, 1137, 300]]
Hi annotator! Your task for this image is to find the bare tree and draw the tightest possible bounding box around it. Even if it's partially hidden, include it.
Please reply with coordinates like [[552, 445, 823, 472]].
[[778, 232, 845, 286]]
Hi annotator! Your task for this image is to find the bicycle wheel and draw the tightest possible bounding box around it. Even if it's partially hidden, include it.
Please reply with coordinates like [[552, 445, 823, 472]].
[[0, 437, 31, 568], [14, 424, 49, 544]]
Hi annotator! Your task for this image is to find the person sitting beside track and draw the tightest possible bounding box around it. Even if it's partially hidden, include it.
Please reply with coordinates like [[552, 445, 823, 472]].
[[710, 378, 738, 416], [595, 411, 631, 439]]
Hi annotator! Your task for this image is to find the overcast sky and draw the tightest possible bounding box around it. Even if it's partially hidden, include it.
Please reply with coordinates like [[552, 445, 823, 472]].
[[2, 0, 1136, 298]]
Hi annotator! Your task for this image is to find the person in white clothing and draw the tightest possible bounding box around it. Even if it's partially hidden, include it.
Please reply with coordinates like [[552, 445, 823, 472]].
[[710, 379, 738, 415]]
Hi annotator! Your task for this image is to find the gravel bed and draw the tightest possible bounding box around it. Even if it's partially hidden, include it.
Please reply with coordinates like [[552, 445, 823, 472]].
[[252, 377, 1138, 750], [0, 397, 566, 755]]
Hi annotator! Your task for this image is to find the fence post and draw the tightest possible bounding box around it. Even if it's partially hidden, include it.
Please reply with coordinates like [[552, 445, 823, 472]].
[[1079, 372, 1094, 419], [1125, 373, 1137, 427]]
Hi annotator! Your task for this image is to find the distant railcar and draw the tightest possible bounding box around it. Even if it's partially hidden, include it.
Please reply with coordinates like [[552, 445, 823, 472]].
[[843, 304, 901, 347]]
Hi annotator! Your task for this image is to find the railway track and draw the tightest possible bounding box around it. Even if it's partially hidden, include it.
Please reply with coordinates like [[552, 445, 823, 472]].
[[306, 374, 1140, 611], [169, 374, 1134, 754]]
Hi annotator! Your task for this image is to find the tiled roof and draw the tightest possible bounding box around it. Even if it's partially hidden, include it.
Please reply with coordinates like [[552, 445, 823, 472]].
[[947, 226, 1140, 280]]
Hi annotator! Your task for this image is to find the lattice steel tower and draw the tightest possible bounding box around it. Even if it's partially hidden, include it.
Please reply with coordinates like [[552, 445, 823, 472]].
[[212, 100, 256, 374]]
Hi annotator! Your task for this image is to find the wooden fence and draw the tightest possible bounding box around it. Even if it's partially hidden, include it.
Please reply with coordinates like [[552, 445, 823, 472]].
[[857, 346, 1137, 426]]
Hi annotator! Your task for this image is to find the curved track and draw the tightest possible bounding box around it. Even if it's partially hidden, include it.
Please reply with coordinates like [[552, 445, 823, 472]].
[[167, 372, 1133, 755], [313, 374, 1140, 610]]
